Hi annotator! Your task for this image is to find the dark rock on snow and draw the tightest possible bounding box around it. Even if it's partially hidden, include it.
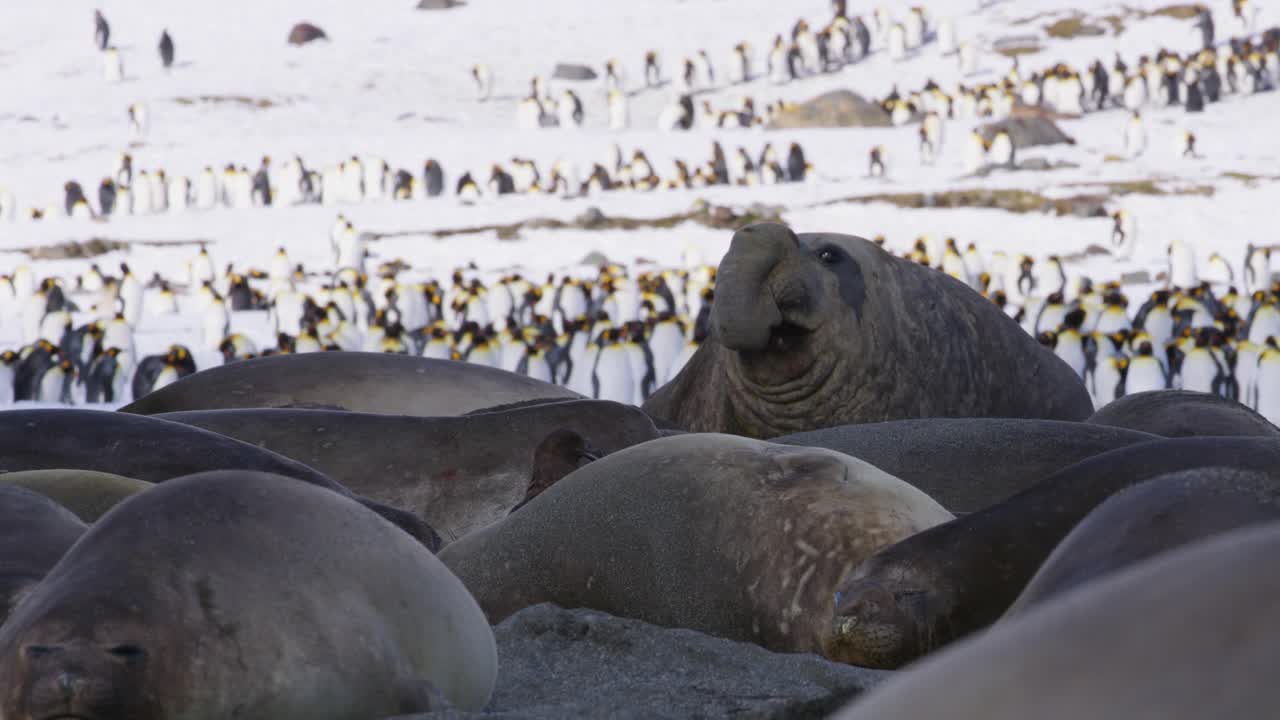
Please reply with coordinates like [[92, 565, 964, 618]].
[[287, 22, 328, 45]]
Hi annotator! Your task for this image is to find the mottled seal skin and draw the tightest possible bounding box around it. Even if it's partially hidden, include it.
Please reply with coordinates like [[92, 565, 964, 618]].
[[155, 400, 661, 541], [773, 419, 1158, 512], [643, 223, 1092, 438], [833, 523, 1280, 720], [0, 471, 497, 719], [119, 352, 581, 416], [440, 433, 953, 657], [826, 437, 1280, 669], [1005, 467, 1280, 615], [0, 410, 440, 550], [0, 469, 153, 522], [1087, 389, 1280, 437], [0, 486, 86, 623]]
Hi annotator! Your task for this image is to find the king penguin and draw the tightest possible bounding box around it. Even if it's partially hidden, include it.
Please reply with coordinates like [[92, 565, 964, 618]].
[[159, 30, 175, 69], [94, 9, 110, 51]]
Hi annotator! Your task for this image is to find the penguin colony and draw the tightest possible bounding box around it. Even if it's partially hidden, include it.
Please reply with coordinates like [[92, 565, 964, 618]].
[[2, 3, 1279, 420]]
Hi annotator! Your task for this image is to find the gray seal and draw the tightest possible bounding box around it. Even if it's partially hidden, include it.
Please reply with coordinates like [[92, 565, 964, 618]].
[[1087, 389, 1280, 437], [643, 223, 1092, 438], [119, 351, 581, 416], [773, 418, 1157, 512], [0, 470, 497, 718], [440, 433, 953, 657], [825, 436, 1280, 668], [0, 469, 153, 522], [0, 409, 439, 549], [1005, 467, 1280, 615], [832, 522, 1280, 720], [0, 485, 85, 623], [155, 400, 661, 541]]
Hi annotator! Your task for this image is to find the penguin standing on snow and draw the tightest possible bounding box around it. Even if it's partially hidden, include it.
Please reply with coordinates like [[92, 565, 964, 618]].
[[98, 178, 117, 216], [786, 143, 807, 182], [132, 345, 197, 400], [251, 156, 272, 206], [456, 171, 481, 202], [85, 346, 128, 403], [1125, 341, 1170, 394], [128, 103, 148, 137], [1178, 130, 1197, 158], [1124, 111, 1146, 158], [94, 9, 110, 51], [608, 89, 629, 130], [158, 30, 175, 69], [868, 146, 886, 177], [472, 64, 492, 101], [63, 181, 89, 217], [1111, 209, 1137, 256], [558, 89, 585, 128], [103, 46, 123, 83], [644, 51, 661, 87], [590, 328, 635, 403], [1254, 340, 1280, 423], [423, 159, 444, 197]]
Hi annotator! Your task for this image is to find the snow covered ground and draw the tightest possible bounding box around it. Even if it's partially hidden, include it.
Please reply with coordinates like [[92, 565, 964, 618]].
[[1, 0, 1278, 409]]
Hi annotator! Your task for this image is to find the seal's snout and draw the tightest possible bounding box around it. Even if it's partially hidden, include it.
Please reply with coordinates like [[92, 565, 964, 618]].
[[56, 669, 87, 699], [15, 641, 148, 719], [824, 581, 916, 669]]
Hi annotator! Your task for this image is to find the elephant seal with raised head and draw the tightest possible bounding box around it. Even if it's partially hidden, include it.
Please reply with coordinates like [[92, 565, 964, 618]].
[[832, 522, 1280, 720], [0, 485, 85, 623], [119, 352, 581, 417], [773, 418, 1157, 512], [156, 400, 661, 541], [0, 469, 153, 522], [1087, 389, 1280, 438], [440, 433, 953, 657], [643, 223, 1092, 438], [0, 410, 439, 550], [0, 471, 497, 718], [1006, 467, 1280, 615], [824, 437, 1280, 669]]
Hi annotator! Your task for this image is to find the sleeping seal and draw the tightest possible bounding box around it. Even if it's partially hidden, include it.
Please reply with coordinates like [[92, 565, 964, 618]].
[[0, 469, 153, 522], [155, 400, 661, 540], [119, 352, 581, 416], [0, 471, 497, 718], [773, 418, 1157, 512], [643, 223, 1092, 438], [440, 433, 953, 657], [1086, 389, 1280, 437], [0, 409, 439, 549], [832, 522, 1280, 719], [1006, 467, 1280, 614], [825, 437, 1280, 669], [0, 485, 85, 623]]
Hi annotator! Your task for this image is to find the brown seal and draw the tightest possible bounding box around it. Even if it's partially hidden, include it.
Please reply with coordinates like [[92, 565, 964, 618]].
[[440, 433, 952, 656], [0, 469, 153, 522], [0, 470, 497, 718]]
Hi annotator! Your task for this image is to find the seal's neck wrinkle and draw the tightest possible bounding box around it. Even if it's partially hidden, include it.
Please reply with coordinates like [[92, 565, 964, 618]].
[[727, 350, 846, 437]]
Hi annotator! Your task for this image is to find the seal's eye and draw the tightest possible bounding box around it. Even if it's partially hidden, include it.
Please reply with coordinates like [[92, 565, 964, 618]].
[[818, 247, 840, 265], [108, 645, 146, 660]]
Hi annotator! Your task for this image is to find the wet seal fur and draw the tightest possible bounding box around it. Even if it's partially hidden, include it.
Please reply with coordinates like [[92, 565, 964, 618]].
[[826, 436, 1280, 668], [155, 400, 661, 541], [644, 223, 1092, 438], [440, 433, 953, 656], [832, 522, 1280, 720], [0, 469, 153, 522], [773, 418, 1157, 512], [119, 352, 581, 416], [0, 471, 497, 718], [0, 409, 439, 550]]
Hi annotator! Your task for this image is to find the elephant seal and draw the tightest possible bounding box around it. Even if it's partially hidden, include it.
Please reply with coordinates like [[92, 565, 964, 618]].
[[832, 522, 1280, 720], [0, 469, 153, 522], [825, 436, 1280, 668], [119, 352, 581, 416], [155, 400, 661, 541], [0, 485, 85, 623], [0, 410, 439, 550], [1087, 389, 1280, 437], [439, 433, 953, 657], [1006, 467, 1280, 615], [0, 471, 497, 718], [773, 419, 1157, 512], [642, 223, 1092, 438]]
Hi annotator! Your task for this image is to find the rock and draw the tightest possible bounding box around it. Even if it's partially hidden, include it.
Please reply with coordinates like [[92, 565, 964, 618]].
[[767, 90, 891, 129], [416, 0, 463, 8], [978, 109, 1075, 148], [575, 206, 607, 228], [552, 63, 598, 81], [287, 22, 328, 45], [396, 604, 888, 719], [578, 251, 610, 267], [1121, 270, 1151, 284]]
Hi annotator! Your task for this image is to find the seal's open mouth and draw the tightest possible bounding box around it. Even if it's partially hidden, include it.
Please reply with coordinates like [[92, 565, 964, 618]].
[[767, 321, 810, 353]]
